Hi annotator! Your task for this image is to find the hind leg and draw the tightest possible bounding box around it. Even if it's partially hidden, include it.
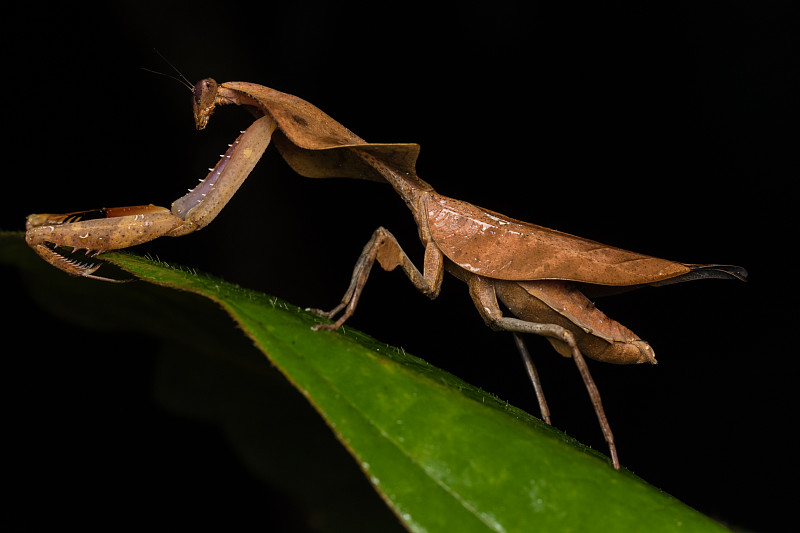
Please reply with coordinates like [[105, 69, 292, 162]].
[[466, 274, 619, 469]]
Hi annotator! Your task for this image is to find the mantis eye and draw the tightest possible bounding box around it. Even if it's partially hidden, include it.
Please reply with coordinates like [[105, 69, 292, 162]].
[[193, 78, 218, 105]]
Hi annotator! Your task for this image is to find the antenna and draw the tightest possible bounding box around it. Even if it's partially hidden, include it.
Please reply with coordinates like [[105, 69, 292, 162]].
[[141, 49, 193, 91]]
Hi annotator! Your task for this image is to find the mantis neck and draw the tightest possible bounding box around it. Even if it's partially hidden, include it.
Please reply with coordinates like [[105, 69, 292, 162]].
[[215, 85, 434, 227]]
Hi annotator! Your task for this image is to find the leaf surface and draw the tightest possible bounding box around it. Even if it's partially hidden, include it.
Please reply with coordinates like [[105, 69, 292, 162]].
[[1, 233, 728, 532], [99, 249, 727, 532]]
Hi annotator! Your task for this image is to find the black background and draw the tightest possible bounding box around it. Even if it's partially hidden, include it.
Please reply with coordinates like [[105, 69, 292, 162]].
[[4, 2, 795, 531]]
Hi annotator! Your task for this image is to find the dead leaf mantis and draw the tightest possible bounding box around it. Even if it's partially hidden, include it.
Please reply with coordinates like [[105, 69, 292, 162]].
[[26, 77, 747, 469]]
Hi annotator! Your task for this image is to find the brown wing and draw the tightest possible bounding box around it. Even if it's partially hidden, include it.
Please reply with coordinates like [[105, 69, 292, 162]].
[[424, 193, 691, 286], [220, 81, 420, 183]]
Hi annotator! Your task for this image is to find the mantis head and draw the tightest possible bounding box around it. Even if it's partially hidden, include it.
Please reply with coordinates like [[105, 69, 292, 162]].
[[193, 78, 219, 130]]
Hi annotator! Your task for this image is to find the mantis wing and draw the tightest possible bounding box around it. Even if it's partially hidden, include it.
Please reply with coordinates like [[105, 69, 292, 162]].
[[424, 193, 744, 286], [214, 81, 745, 287]]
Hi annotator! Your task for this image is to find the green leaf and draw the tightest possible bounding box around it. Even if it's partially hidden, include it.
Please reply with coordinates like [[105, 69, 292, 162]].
[[2, 233, 728, 532]]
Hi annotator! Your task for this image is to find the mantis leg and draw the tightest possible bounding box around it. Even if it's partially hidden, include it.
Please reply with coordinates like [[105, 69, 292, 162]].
[[513, 333, 552, 425], [467, 275, 619, 469], [26, 116, 278, 280], [313, 227, 444, 330]]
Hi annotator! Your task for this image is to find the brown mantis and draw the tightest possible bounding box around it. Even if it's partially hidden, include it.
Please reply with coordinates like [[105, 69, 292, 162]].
[[26, 77, 747, 469]]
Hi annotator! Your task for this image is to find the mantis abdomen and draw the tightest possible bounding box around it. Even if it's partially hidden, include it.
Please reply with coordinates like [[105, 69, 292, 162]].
[[495, 279, 656, 365]]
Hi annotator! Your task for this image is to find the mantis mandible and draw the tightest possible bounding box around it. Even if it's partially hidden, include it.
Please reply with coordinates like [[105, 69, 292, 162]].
[[26, 77, 747, 469]]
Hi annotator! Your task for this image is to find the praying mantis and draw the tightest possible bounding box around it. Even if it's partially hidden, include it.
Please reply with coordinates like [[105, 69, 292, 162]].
[[25, 77, 747, 469]]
